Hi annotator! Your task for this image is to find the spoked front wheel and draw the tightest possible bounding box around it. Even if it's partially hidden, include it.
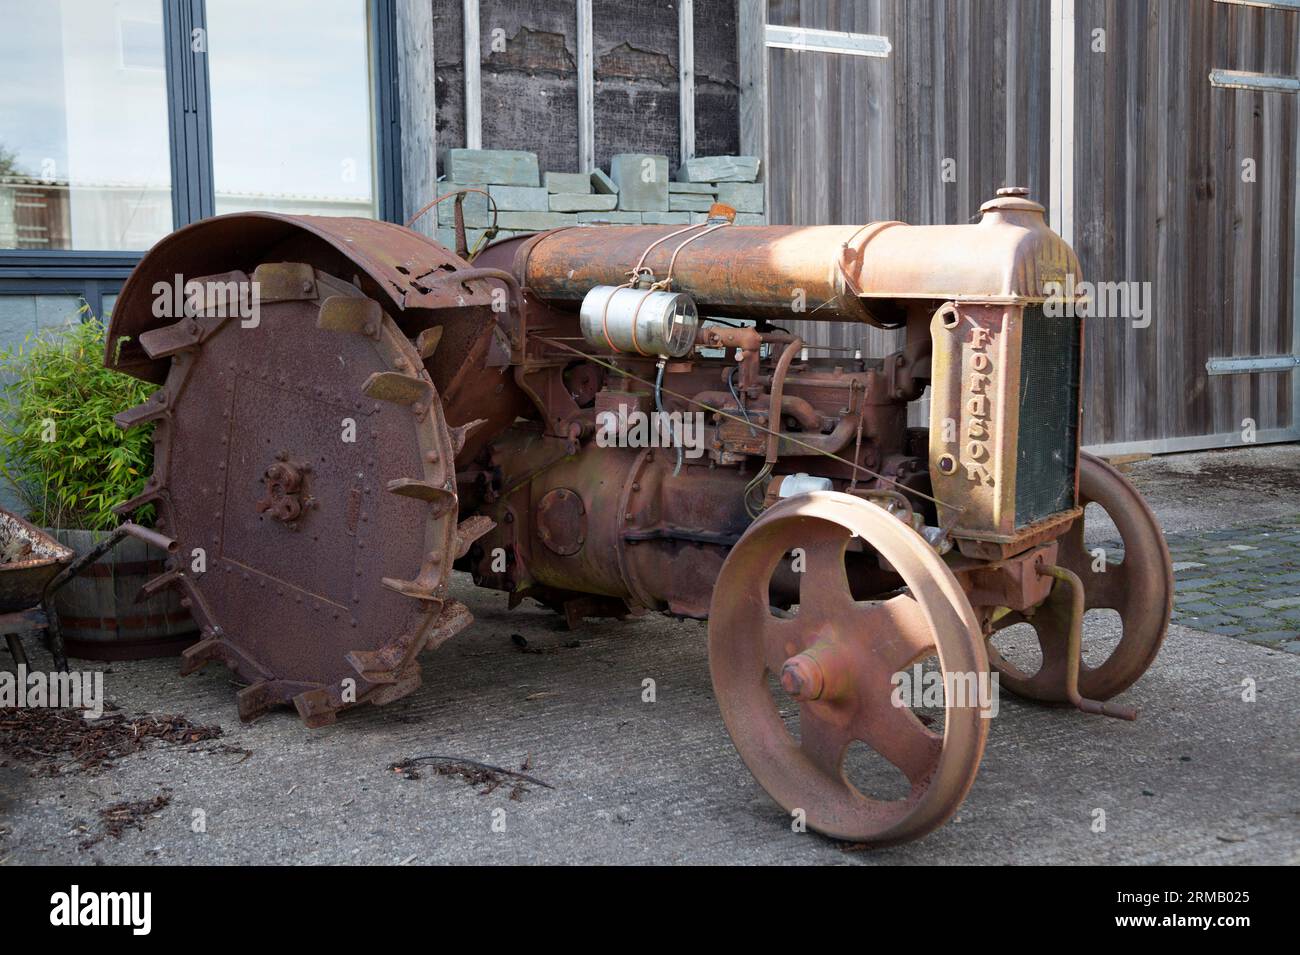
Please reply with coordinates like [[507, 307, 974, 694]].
[[987, 452, 1173, 703], [708, 491, 990, 845]]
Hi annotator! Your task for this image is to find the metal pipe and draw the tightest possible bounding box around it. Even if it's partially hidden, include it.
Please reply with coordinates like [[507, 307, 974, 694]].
[[42, 522, 176, 603], [766, 337, 803, 464], [447, 266, 524, 312], [42, 526, 126, 603], [121, 522, 180, 553], [521, 225, 880, 323], [775, 414, 859, 457], [1038, 565, 1138, 721], [692, 391, 825, 432], [517, 202, 1081, 325]]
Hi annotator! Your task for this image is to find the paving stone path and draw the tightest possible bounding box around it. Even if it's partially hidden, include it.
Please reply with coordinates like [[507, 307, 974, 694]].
[[1106, 511, 1300, 652]]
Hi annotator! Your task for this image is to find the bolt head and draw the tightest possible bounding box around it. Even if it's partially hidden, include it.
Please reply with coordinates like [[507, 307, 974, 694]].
[[780, 654, 825, 702]]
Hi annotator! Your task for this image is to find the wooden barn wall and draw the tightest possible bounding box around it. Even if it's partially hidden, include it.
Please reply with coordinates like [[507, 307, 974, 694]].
[[763, 0, 1298, 450], [431, 3, 467, 165], [765, 0, 1052, 368], [1072, 0, 1296, 449], [431, 2, 580, 177], [428, 0, 739, 176], [694, 1, 743, 159], [593, 1, 681, 171]]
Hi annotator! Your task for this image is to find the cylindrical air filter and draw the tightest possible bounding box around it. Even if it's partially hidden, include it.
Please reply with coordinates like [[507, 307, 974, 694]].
[[579, 285, 699, 358]]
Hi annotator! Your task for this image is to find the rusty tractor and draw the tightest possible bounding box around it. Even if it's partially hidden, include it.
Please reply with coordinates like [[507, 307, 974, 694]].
[[103, 186, 1172, 845]]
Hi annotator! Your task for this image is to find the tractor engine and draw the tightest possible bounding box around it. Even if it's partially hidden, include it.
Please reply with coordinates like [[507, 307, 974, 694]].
[[459, 322, 924, 622], [103, 186, 1172, 846]]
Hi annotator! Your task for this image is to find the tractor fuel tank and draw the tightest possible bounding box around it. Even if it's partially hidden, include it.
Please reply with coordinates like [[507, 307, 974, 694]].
[[513, 191, 1080, 328]]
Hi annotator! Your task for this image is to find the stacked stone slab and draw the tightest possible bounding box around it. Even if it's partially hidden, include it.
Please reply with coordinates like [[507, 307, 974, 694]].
[[674, 155, 766, 225], [434, 148, 766, 250]]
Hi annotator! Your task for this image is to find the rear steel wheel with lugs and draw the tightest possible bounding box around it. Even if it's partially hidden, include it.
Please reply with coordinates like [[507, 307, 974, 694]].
[[117, 265, 472, 726], [708, 491, 990, 846], [986, 452, 1173, 703]]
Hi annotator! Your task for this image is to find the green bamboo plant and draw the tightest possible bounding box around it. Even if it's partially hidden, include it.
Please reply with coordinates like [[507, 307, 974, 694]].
[[0, 312, 155, 530]]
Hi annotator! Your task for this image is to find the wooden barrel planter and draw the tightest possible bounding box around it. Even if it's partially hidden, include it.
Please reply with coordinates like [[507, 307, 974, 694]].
[[47, 528, 198, 661]]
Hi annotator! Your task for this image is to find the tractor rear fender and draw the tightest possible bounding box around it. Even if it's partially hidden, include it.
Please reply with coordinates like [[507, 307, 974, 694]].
[[104, 212, 496, 384]]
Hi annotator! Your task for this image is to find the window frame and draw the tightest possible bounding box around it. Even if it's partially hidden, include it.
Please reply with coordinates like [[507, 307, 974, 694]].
[[0, 0, 403, 288], [0, 277, 119, 323]]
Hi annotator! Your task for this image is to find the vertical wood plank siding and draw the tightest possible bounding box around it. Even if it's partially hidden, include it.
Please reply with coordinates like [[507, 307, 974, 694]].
[[1072, 0, 1296, 446], [764, 0, 1296, 447], [398, 0, 437, 236]]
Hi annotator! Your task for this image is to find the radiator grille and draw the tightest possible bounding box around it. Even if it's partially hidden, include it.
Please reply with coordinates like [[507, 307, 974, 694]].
[[1015, 309, 1080, 526]]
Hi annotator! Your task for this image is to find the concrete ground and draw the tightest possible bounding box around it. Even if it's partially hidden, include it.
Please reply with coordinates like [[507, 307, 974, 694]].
[[1, 445, 1297, 865]]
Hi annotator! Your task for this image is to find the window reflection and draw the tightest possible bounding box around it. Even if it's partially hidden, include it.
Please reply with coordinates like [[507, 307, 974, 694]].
[[0, 0, 173, 251], [207, 0, 376, 218]]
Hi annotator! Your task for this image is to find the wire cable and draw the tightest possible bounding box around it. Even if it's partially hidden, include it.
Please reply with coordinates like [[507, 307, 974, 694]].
[[654, 359, 684, 477], [728, 364, 756, 436], [531, 333, 960, 515]]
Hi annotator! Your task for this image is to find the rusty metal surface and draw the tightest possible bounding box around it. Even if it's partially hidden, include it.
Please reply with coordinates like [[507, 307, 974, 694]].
[[0, 509, 73, 614], [928, 302, 1023, 537], [1030, 564, 1138, 721], [928, 299, 1087, 555], [708, 491, 989, 845], [849, 192, 1080, 302], [469, 427, 754, 620], [93, 190, 1173, 846], [535, 488, 586, 556], [116, 265, 466, 725], [520, 223, 882, 324], [517, 198, 1079, 327], [105, 213, 497, 385], [985, 452, 1173, 703]]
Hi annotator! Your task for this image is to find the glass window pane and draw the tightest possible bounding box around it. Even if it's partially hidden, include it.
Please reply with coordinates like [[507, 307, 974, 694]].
[[0, 0, 174, 251], [207, 0, 376, 219]]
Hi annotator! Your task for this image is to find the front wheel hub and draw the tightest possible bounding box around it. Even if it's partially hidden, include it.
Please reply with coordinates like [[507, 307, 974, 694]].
[[708, 491, 990, 846]]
